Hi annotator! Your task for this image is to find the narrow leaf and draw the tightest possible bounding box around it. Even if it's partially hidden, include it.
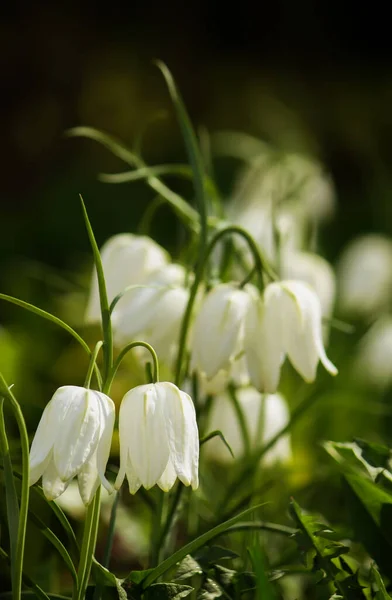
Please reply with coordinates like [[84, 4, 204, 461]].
[[200, 430, 234, 458]]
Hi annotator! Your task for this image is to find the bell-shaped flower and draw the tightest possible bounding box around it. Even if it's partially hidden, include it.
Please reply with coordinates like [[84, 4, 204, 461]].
[[245, 280, 337, 393], [85, 233, 169, 324], [351, 315, 392, 390], [112, 264, 189, 365], [29, 386, 115, 505], [115, 382, 199, 493], [281, 250, 336, 319], [337, 234, 392, 318], [190, 283, 251, 385], [204, 387, 291, 466]]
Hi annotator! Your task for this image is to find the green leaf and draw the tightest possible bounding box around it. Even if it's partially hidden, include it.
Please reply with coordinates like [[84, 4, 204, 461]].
[[174, 555, 203, 581], [155, 61, 208, 240], [200, 431, 234, 458], [0, 397, 19, 578], [0, 545, 51, 600], [248, 545, 277, 600], [194, 546, 239, 565], [371, 565, 392, 599], [139, 504, 266, 589], [197, 578, 222, 599], [66, 127, 199, 231], [354, 439, 392, 471], [343, 473, 392, 579], [143, 583, 193, 599]]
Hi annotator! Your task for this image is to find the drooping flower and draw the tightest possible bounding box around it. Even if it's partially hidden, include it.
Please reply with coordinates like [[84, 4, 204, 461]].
[[337, 234, 392, 317], [29, 386, 115, 505], [281, 250, 336, 319], [85, 233, 169, 323], [112, 263, 189, 364], [204, 387, 291, 466], [115, 382, 199, 493], [245, 280, 337, 393], [190, 283, 251, 385]]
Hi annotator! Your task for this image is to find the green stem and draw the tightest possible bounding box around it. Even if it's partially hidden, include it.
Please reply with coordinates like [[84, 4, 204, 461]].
[[102, 491, 120, 569], [75, 487, 101, 600], [0, 398, 19, 577], [80, 196, 113, 384], [228, 384, 251, 457], [156, 482, 184, 560], [0, 375, 30, 600], [149, 489, 164, 567], [105, 341, 160, 394], [84, 341, 103, 389]]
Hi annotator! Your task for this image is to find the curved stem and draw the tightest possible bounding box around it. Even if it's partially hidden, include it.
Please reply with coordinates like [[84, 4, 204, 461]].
[[105, 341, 160, 394], [84, 341, 103, 389], [174, 224, 277, 386], [75, 487, 101, 600], [0, 375, 30, 600]]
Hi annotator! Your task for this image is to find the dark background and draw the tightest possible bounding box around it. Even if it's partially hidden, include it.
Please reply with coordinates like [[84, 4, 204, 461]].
[[1, 1, 392, 283]]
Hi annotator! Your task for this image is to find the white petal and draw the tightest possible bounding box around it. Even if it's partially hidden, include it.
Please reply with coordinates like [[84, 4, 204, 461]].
[[157, 459, 177, 492], [29, 399, 59, 484], [191, 284, 250, 380], [119, 385, 170, 489], [125, 453, 142, 494], [95, 393, 115, 492], [42, 459, 70, 501], [160, 383, 199, 489], [77, 454, 100, 506], [53, 387, 101, 481]]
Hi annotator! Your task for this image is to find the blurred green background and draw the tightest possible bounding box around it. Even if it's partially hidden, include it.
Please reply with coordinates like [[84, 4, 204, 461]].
[[2, 4, 392, 597]]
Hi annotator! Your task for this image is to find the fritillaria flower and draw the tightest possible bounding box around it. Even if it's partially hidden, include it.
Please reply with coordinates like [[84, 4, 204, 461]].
[[115, 382, 199, 493], [29, 386, 115, 505]]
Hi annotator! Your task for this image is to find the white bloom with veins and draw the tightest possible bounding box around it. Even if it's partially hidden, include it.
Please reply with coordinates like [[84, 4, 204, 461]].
[[190, 283, 251, 384], [112, 263, 189, 364], [85, 233, 169, 323], [282, 250, 336, 318], [337, 234, 392, 317], [205, 387, 291, 466], [115, 382, 199, 493], [29, 386, 115, 505], [245, 280, 337, 393]]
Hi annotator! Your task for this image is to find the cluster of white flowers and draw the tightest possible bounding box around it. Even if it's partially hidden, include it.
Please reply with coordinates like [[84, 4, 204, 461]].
[[29, 382, 199, 505]]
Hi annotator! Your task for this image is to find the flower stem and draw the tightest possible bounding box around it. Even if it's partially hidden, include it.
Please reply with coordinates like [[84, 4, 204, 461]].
[[149, 489, 164, 567], [0, 375, 30, 600], [175, 224, 277, 386], [84, 341, 103, 389], [105, 341, 160, 394], [227, 383, 251, 457], [102, 491, 120, 569], [75, 487, 101, 600]]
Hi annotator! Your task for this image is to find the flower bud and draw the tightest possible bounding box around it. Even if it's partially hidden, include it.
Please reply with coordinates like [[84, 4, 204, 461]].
[[85, 233, 169, 323], [29, 386, 115, 505], [115, 382, 199, 493], [190, 283, 251, 384]]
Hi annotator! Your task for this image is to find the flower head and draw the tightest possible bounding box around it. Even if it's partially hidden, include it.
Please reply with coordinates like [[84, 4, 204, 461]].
[[190, 283, 251, 384], [115, 382, 199, 493], [112, 264, 189, 364], [85, 233, 168, 324], [29, 386, 115, 505], [245, 280, 337, 392]]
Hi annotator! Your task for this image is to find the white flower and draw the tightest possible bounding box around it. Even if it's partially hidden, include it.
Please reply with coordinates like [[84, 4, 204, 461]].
[[115, 382, 199, 493], [245, 281, 337, 392], [85, 233, 169, 323], [282, 250, 336, 318], [112, 264, 189, 364], [190, 283, 251, 384], [352, 316, 392, 389], [204, 387, 291, 466], [29, 386, 115, 505], [337, 234, 392, 317]]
